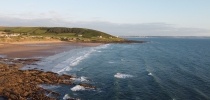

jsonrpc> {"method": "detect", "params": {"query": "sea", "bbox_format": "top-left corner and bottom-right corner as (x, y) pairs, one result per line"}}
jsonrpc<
(23, 37), (210, 100)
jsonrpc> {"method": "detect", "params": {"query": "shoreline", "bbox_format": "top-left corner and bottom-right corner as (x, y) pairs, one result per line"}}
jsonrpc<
(0, 41), (102, 99)
(0, 41), (103, 58)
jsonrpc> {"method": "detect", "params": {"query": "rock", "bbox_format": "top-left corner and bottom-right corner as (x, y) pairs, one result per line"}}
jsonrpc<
(79, 83), (96, 89)
(0, 59), (73, 100)
(36, 78), (43, 83)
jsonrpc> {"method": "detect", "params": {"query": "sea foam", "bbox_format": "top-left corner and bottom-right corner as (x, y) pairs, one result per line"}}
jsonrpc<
(39, 84), (60, 89)
(63, 94), (80, 100)
(52, 50), (92, 74)
(148, 73), (153, 76)
(71, 85), (86, 91)
(52, 44), (110, 74)
(114, 73), (133, 79)
(22, 44), (110, 74)
(63, 94), (71, 100)
(71, 76), (88, 82)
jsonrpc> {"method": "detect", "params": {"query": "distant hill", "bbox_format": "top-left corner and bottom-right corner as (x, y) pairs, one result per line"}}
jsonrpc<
(0, 27), (126, 43)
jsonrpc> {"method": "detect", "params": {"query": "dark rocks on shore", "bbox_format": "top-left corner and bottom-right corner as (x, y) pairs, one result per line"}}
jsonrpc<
(0, 60), (73, 100)
(0, 57), (96, 100)
(0, 58), (40, 67)
(79, 83), (96, 89)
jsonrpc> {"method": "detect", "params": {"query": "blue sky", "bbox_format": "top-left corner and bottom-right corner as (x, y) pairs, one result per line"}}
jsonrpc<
(0, 0), (209, 36)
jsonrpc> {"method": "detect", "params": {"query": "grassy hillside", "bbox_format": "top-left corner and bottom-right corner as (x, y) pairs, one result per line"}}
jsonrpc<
(0, 27), (125, 43)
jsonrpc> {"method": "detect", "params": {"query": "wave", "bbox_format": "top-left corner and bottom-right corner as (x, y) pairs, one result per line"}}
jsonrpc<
(38, 84), (60, 90)
(63, 94), (71, 100)
(97, 44), (110, 49)
(49, 44), (109, 74)
(63, 94), (79, 100)
(71, 85), (86, 91)
(52, 49), (94, 74)
(71, 76), (89, 82)
(114, 73), (133, 79)
(148, 73), (153, 76)
(22, 44), (111, 74)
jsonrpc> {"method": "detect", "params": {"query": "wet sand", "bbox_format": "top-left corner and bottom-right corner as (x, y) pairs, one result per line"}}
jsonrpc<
(0, 41), (102, 58)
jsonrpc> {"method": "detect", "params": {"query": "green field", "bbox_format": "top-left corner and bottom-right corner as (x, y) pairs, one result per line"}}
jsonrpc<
(0, 27), (124, 42)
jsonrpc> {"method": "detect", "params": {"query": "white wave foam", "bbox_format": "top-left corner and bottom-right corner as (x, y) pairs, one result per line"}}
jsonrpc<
(97, 44), (110, 49)
(52, 48), (95, 74)
(23, 44), (111, 74)
(39, 84), (60, 90)
(148, 73), (152, 76)
(63, 94), (80, 100)
(80, 76), (88, 82)
(71, 85), (85, 91)
(53, 44), (110, 74)
(63, 94), (71, 100)
(114, 73), (133, 79)
(71, 76), (88, 82)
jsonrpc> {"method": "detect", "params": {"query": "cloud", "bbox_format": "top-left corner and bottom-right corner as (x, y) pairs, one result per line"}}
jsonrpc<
(0, 16), (209, 36)
(68, 22), (210, 36)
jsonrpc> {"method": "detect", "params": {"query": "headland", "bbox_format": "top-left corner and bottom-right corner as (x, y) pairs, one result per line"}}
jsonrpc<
(0, 27), (144, 99)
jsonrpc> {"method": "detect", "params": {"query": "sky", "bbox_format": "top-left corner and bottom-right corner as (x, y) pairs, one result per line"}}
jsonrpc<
(0, 0), (209, 36)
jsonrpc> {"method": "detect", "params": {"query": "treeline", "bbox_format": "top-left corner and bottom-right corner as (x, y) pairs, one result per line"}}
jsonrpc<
(42, 27), (85, 34)
(0, 27), (115, 38)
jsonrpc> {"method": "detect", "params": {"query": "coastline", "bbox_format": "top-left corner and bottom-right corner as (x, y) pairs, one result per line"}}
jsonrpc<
(0, 41), (102, 99)
(0, 41), (103, 58)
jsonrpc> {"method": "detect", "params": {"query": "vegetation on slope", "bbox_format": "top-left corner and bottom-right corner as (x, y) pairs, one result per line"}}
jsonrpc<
(0, 27), (125, 43)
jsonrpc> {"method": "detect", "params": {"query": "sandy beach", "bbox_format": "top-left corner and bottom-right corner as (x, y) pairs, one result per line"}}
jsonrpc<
(0, 41), (102, 58)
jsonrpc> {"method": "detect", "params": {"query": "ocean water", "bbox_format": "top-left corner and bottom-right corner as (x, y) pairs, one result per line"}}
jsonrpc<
(24, 37), (210, 100)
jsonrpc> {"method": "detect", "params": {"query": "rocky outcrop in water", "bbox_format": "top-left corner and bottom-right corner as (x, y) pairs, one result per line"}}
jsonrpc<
(0, 58), (40, 67)
(0, 61), (73, 100)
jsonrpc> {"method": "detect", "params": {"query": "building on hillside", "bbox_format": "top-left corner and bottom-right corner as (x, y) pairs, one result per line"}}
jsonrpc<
(99, 36), (103, 38)
(78, 34), (83, 37)
(8, 33), (20, 37)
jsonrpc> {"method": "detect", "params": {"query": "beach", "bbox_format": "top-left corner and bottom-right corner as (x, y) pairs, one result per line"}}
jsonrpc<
(0, 41), (102, 58)
(0, 41), (102, 100)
